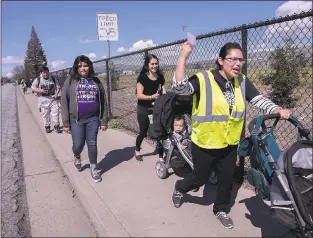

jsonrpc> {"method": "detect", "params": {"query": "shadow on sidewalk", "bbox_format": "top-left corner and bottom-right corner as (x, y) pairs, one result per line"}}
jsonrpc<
(238, 196), (293, 238)
(97, 146), (136, 175)
(184, 182), (242, 212)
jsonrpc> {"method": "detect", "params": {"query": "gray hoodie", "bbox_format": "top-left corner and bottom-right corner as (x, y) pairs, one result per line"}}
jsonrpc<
(61, 76), (108, 127)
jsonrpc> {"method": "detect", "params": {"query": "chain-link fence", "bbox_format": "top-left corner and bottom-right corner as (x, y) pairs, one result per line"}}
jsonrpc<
(51, 10), (312, 153)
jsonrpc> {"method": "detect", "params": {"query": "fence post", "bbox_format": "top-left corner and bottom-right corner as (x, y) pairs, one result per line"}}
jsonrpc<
(106, 59), (112, 118)
(241, 26), (248, 75)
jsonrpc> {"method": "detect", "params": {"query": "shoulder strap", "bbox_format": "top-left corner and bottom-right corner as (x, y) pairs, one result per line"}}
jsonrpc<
(37, 77), (40, 87)
(51, 76), (56, 84)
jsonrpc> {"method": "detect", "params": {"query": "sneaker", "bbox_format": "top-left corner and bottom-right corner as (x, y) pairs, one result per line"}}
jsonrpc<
(215, 212), (234, 229)
(172, 181), (184, 208)
(45, 126), (52, 133)
(54, 125), (62, 133)
(90, 167), (102, 183)
(134, 152), (143, 161)
(74, 156), (82, 171)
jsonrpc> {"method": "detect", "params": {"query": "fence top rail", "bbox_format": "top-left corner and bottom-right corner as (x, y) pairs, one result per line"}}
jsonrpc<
(51, 10), (312, 73)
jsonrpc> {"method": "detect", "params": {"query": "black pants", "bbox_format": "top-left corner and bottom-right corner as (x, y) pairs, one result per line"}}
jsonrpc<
(173, 164), (192, 178)
(136, 105), (163, 157)
(176, 142), (238, 213)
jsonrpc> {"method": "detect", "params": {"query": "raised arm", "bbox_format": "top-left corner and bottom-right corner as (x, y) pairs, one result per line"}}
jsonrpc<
(175, 42), (192, 83)
(171, 42), (198, 96)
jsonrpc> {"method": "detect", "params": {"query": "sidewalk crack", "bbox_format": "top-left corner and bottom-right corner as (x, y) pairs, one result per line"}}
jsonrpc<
(25, 170), (56, 177)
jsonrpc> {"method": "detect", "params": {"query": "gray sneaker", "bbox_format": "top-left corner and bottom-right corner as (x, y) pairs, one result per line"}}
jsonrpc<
(215, 212), (234, 229)
(91, 167), (102, 183)
(74, 156), (82, 171)
(172, 181), (184, 208)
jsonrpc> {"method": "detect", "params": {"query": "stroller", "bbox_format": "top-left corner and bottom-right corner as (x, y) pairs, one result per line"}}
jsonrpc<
(155, 113), (194, 179)
(238, 113), (313, 238)
(154, 94), (217, 184)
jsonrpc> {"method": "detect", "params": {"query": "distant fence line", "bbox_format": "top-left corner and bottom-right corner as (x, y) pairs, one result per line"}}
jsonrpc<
(51, 10), (312, 153)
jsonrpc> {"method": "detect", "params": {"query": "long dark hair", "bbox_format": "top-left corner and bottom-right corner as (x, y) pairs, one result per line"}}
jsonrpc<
(136, 54), (162, 93)
(138, 54), (161, 77)
(70, 55), (95, 79)
(215, 42), (243, 70)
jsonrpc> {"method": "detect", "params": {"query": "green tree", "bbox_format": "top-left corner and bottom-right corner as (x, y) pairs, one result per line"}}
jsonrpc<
(24, 26), (48, 80)
(261, 39), (306, 108)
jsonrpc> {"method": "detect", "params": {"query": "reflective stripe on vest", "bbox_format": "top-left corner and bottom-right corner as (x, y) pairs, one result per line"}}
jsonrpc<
(192, 71), (246, 122)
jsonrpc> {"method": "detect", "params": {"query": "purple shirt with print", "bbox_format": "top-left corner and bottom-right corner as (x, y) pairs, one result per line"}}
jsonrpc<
(76, 78), (100, 119)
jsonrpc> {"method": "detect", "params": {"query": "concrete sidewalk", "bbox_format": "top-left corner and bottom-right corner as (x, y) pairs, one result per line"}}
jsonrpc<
(18, 88), (289, 237)
(16, 87), (98, 237)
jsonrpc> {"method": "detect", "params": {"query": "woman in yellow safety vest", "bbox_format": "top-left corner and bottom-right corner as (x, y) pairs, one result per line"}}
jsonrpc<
(171, 41), (291, 229)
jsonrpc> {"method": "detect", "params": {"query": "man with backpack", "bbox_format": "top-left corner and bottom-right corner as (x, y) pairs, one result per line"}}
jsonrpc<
(31, 66), (62, 133)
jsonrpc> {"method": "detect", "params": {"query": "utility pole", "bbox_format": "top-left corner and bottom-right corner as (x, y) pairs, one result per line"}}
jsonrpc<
(182, 25), (187, 38)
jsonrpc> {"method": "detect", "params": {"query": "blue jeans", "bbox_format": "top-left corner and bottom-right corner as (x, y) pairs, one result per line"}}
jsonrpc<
(70, 116), (99, 165)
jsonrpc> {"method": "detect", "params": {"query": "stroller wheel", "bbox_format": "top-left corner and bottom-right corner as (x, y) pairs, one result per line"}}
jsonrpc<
(209, 170), (217, 185)
(155, 161), (168, 179)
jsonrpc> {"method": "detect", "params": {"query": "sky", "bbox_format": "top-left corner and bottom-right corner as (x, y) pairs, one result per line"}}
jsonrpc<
(1, 1), (312, 77)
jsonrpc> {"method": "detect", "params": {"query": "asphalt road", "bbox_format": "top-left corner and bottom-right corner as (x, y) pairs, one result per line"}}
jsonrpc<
(1, 84), (31, 237)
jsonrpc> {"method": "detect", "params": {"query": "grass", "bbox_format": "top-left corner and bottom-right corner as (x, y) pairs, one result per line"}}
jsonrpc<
(110, 65), (312, 91)
(108, 118), (123, 129)
(108, 65), (312, 134)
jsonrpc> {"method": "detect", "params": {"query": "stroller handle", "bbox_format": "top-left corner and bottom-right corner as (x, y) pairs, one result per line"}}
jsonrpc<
(248, 113), (312, 140)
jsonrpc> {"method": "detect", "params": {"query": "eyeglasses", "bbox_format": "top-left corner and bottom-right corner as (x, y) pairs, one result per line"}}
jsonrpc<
(150, 63), (159, 66)
(225, 58), (246, 64)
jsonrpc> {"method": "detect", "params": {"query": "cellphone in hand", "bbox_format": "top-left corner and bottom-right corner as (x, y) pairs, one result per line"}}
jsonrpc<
(157, 84), (162, 95)
(187, 32), (197, 46)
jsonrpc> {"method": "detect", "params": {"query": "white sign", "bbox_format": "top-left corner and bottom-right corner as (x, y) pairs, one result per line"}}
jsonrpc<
(97, 13), (119, 41)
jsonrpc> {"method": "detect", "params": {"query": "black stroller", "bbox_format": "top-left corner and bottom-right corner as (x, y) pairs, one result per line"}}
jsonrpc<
(155, 113), (194, 179)
(238, 113), (313, 238)
(153, 93), (217, 184)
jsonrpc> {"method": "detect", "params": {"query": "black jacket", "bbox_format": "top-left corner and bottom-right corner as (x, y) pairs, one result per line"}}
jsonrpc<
(152, 92), (178, 139)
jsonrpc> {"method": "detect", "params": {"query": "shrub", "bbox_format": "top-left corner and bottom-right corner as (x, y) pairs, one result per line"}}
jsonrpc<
(261, 38), (306, 108)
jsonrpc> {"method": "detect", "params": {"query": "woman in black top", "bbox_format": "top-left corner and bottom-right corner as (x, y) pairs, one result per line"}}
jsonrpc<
(135, 54), (166, 161)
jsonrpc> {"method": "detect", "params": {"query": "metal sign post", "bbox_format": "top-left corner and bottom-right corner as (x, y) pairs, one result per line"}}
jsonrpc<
(96, 13), (119, 118)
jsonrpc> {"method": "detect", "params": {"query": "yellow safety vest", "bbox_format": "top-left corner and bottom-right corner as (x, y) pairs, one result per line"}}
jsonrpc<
(191, 70), (246, 149)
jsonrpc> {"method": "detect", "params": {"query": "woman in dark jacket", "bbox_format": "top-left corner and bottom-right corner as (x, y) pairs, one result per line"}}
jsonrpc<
(61, 55), (108, 183)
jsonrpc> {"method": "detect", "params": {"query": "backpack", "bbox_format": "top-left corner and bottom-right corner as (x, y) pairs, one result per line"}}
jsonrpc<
(36, 76), (57, 96)
(37, 76), (56, 87)
(152, 92), (177, 139)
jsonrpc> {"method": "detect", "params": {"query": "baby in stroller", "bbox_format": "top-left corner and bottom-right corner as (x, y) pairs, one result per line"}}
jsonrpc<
(155, 112), (194, 179)
(154, 93), (217, 185)
(168, 115), (192, 178)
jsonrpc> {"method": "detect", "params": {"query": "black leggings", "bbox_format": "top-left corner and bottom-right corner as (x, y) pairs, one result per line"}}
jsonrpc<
(136, 105), (163, 157)
(176, 142), (238, 213)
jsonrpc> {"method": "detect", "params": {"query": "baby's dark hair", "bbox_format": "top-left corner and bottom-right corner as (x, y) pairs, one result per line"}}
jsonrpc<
(173, 115), (185, 123)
